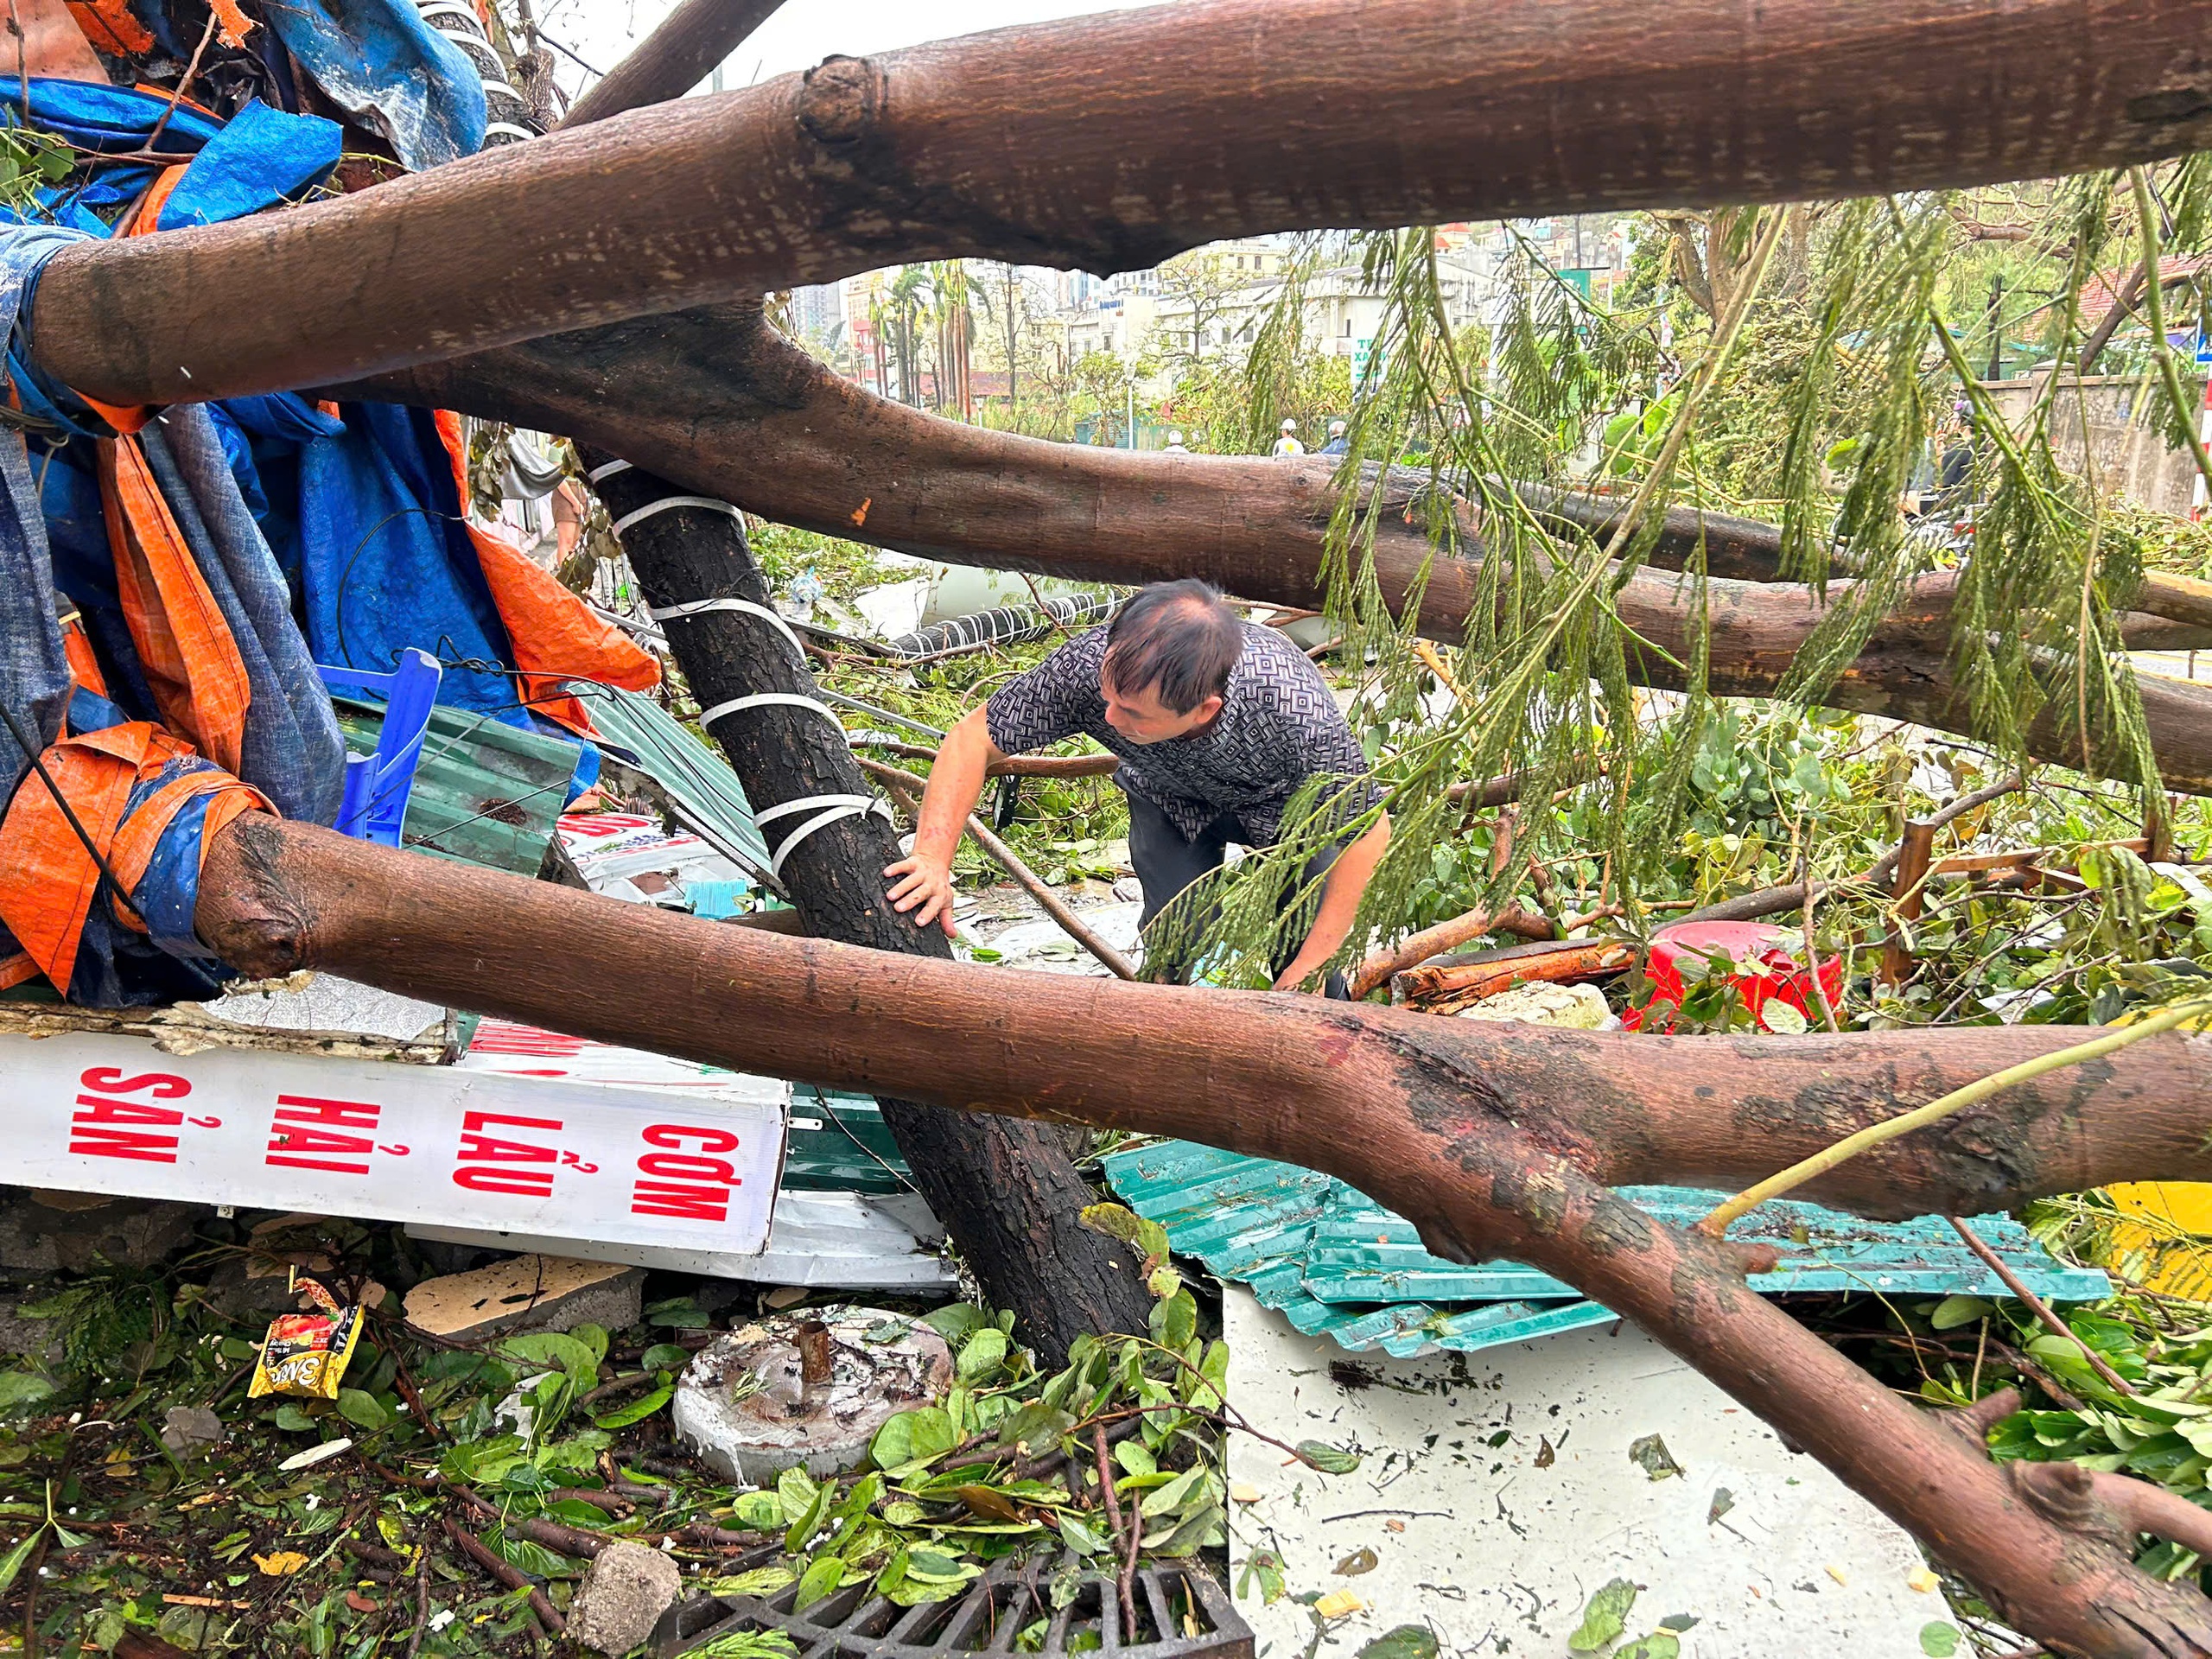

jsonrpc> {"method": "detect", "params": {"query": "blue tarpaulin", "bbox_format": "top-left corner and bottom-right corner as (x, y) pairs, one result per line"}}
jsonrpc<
(257, 0), (487, 171)
(157, 99), (343, 231)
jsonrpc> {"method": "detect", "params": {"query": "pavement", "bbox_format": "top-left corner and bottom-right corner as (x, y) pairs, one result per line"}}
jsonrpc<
(1223, 1287), (1942, 1659)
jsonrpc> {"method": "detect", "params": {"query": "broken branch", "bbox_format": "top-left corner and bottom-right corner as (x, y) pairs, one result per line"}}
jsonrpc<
(35, 0), (2212, 404)
(1700, 999), (2212, 1235)
(861, 755), (1139, 980)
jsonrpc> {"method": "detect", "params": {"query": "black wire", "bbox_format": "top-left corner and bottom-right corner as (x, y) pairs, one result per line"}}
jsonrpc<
(0, 696), (224, 996)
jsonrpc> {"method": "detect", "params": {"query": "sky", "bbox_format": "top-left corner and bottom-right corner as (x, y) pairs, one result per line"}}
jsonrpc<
(533, 0), (1172, 102)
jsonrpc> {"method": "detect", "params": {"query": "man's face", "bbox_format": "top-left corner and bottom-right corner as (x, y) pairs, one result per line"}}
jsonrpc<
(1101, 671), (1223, 744)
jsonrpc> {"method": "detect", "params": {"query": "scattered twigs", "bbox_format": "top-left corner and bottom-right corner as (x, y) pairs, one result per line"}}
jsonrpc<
(578, 1370), (658, 1406)
(401, 1537), (435, 1659)
(345, 1535), (409, 1571)
(440, 1516), (565, 1635)
(1682, 772), (2029, 926)
(1700, 999), (2212, 1235)
(1946, 1217), (2138, 1397)
(862, 757), (1139, 979)
(1093, 1425), (1136, 1643)
(1880, 819), (1938, 986)
(1796, 832), (1840, 1033)
(854, 737), (1119, 780)
(447, 1482), (607, 1559)
(1350, 904), (1557, 999)
(1391, 936), (1632, 1011)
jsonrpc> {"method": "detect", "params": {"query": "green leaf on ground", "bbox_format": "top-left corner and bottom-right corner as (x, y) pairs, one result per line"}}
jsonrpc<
(593, 1385), (672, 1429)
(792, 1554), (845, 1611)
(957, 1327), (1008, 1384)
(1630, 1433), (1683, 1480)
(1297, 1440), (1363, 1474)
(1568, 1579), (1640, 1654)
(1357, 1628), (1438, 1659)
(1921, 1624), (1961, 1657)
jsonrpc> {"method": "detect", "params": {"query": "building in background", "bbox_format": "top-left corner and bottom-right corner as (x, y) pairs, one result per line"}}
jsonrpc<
(790, 279), (845, 346)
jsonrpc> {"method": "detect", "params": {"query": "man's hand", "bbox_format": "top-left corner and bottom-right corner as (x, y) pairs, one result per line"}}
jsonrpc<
(884, 853), (959, 937)
(1271, 955), (1329, 994)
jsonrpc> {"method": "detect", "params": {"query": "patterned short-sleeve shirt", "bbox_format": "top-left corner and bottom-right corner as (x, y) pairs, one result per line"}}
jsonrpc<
(984, 622), (1378, 845)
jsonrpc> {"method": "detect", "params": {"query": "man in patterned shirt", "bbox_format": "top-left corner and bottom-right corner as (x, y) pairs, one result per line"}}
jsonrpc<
(883, 580), (1390, 994)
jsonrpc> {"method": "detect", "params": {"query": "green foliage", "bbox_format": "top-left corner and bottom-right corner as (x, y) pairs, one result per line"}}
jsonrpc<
(1145, 164), (2212, 996)
(1568, 1578), (1640, 1652)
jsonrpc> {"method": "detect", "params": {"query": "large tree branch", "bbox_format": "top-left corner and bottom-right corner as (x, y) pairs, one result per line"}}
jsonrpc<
(556, 0), (786, 129)
(193, 813), (2212, 1657)
(28, 0), (2212, 406)
(1525, 480), (2212, 645)
(376, 304), (2212, 794)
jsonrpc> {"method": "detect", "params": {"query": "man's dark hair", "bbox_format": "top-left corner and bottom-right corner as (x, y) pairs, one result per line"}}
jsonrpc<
(1102, 580), (1242, 714)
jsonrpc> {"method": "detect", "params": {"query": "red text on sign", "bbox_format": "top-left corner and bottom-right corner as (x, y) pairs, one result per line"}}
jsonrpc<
(69, 1065), (191, 1163)
(265, 1094), (391, 1176)
(453, 1110), (563, 1198)
(630, 1123), (742, 1223)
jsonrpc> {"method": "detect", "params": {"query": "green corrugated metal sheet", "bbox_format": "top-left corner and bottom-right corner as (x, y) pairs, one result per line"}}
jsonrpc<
(333, 699), (574, 876)
(1300, 1181), (2111, 1304)
(564, 683), (775, 885)
(784, 1086), (912, 1195)
(1102, 1140), (2109, 1360)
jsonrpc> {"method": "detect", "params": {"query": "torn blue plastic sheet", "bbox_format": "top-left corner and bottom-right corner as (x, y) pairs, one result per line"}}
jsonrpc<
(1100, 1141), (2109, 1360)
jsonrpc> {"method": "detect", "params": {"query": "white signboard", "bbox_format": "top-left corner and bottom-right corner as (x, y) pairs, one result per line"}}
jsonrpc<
(0, 1033), (785, 1255)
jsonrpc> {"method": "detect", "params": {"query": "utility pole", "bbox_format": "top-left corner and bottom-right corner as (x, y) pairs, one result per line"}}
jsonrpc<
(1984, 272), (2005, 382)
(1006, 263), (1019, 423)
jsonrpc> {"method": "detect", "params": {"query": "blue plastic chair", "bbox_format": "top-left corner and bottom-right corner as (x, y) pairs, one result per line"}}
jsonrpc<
(317, 649), (442, 846)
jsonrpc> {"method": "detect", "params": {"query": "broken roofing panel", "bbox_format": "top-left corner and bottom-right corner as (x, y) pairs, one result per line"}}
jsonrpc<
(332, 695), (574, 875)
(1300, 1182), (2112, 1303)
(565, 681), (776, 885)
(1102, 1140), (2108, 1359)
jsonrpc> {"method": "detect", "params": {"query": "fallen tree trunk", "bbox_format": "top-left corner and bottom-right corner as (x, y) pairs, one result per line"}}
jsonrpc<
(556, 0), (786, 129)
(29, 0), (2212, 406)
(193, 812), (2212, 1657)
(381, 305), (2212, 793)
(582, 452), (1154, 1361)
(1524, 483), (2212, 645)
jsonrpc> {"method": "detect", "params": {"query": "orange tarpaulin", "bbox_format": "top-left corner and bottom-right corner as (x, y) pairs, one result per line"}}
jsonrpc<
(96, 436), (251, 774)
(0, 717), (268, 995)
(430, 411), (659, 737)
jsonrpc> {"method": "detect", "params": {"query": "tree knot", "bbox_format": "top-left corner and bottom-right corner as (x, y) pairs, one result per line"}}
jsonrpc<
(799, 56), (882, 146)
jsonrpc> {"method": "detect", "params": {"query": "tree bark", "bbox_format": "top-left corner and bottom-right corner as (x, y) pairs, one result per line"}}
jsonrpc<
(372, 304), (2212, 795)
(582, 452), (1154, 1363)
(193, 812), (2212, 1658)
(27, 0), (2212, 407)
(1522, 480), (2212, 645)
(557, 0), (787, 130)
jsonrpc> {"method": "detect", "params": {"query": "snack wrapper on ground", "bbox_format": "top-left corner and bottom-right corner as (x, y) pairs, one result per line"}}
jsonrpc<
(246, 1276), (365, 1400)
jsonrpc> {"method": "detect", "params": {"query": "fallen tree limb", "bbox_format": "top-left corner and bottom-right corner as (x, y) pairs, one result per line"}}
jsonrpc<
(853, 738), (1122, 781)
(557, 0), (786, 129)
(585, 456), (1153, 1358)
(31, 0), (2212, 404)
(192, 813), (2212, 1656)
(859, 754), (1141, 980)
(1391, 937), (1635, 1011)
(1348, 905), (1559, 1000)
(1523, 482), (2212, 645)
(384, 307), (2212, 795)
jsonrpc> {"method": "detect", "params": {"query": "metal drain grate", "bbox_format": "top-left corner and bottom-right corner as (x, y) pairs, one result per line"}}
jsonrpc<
(652, 1551), (1253, 1659)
